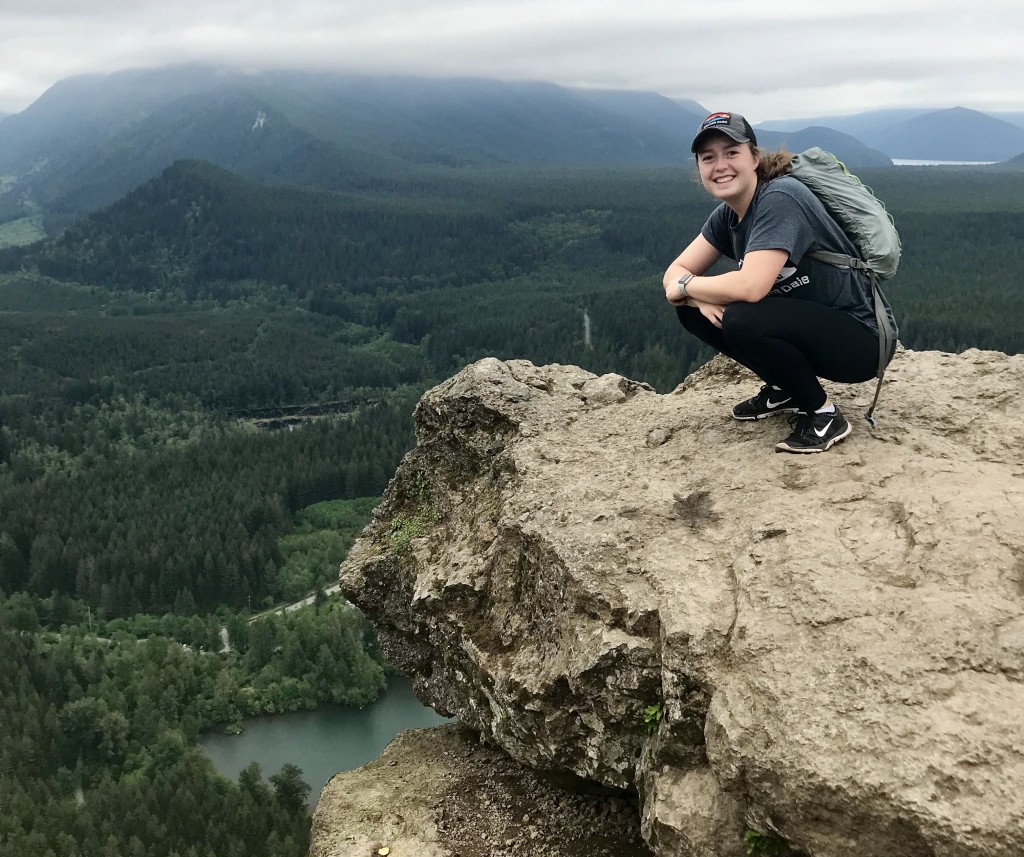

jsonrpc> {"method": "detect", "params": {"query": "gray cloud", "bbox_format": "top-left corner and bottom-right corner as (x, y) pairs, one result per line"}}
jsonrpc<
(1, 0), (1021, 119)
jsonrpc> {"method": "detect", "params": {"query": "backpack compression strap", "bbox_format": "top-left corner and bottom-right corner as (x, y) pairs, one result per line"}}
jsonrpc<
(809, 251), (895, 428)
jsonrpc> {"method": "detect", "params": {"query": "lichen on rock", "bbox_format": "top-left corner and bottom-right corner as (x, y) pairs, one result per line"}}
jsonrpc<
(331, 349), (1024, 857)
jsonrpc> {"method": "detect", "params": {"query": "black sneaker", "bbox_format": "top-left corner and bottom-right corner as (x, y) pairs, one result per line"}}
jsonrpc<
(732, 385), (800, 420)
(775, 408), (852, 454)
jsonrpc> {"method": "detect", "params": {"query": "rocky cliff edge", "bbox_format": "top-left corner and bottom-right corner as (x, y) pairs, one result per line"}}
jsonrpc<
(329, 349), (1024, 857)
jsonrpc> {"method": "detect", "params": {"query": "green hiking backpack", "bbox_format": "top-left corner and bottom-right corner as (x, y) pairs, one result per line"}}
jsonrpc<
(790, 147), (902, 425)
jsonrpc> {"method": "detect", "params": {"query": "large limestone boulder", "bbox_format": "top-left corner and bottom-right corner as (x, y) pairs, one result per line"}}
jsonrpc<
(337, 349), (1024, 857)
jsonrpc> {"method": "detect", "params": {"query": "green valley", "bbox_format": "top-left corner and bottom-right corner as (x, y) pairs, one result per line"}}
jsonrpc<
(2, 155), (1023, 857)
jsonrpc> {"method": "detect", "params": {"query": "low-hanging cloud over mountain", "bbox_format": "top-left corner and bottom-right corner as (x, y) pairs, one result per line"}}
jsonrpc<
(1, 0), (1022, 120)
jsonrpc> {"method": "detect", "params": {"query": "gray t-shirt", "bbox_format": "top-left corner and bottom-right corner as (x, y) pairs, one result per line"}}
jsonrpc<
(700, 176), (897, 337)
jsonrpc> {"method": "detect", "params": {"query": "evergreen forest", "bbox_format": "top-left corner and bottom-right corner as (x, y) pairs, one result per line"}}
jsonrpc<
(1, 157), (1022, 856)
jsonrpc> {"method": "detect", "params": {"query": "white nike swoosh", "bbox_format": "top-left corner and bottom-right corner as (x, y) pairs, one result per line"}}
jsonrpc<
(814, 419), (834, 438)
(765, 397), (791, 408)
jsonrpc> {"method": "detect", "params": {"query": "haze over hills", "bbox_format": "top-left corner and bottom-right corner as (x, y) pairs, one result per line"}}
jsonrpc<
(6, 88), (418, 225)
(760, 126), (891, 167)
(0, 66), (692, 225)
(756, 109), (934, 137)
(758, 106), (1024, 161)
(759, 108), (1024, 135)
(570, 88), (706, 139)
(862, 107), (1024, 162)
(0, 65), (890, 230)
(992, 111), (1024, 130)
(4, 64), (1024, 237)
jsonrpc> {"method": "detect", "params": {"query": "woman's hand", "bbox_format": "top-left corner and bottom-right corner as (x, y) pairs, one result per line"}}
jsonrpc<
(665, 277), (727, 329)
(694, 299), (726, 329)
(663, 270), (690, 306)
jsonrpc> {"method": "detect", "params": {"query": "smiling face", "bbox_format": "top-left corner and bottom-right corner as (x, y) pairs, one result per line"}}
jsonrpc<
(695, 133), (760, 216)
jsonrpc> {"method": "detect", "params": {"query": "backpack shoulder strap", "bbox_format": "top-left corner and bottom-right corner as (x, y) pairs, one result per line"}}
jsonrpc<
(808, 250), (868, 271)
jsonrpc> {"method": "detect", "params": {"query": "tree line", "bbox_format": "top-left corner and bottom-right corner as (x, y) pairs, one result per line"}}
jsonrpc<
(0, 400), (410, 615)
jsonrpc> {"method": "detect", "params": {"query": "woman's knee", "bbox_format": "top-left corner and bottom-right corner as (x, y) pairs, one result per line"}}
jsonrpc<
(676, 305), (727, 352)
(676, 305), (706, 337)
(720, 301), (764, 344)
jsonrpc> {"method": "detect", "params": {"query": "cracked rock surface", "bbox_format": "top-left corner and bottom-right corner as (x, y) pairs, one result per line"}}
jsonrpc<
(328, 349), (1024, 857)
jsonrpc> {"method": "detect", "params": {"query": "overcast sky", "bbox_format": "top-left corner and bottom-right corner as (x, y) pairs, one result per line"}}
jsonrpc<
(2, 0), (1022, 120)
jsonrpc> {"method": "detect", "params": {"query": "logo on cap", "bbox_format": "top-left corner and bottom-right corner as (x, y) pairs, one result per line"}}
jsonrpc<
(701, 112), (733, 130)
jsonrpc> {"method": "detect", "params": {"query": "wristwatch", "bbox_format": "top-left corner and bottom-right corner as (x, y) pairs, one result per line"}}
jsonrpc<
(677, 273), (695, 299)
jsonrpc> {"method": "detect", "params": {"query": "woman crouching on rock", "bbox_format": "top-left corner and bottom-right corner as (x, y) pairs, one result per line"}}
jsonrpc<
(664, 111), (897, 453)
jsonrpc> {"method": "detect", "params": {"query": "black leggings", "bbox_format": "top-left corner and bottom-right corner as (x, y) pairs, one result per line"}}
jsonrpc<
(676, 299), (880, 412)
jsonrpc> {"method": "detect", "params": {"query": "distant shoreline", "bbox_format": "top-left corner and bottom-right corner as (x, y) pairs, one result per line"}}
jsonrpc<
(892, 158), (996, 166)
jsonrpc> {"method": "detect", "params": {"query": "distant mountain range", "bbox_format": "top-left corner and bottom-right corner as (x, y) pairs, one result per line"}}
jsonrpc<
(0, 66), (889, 227)
(865, 108), (1024, 161)
(758, 108), (1024, 135)
(757, 107), (1024, 161)
(1, 65), (1023, 232)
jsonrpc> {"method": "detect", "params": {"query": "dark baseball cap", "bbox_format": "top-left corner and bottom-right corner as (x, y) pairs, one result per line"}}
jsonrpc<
(690, 111), (757, 153)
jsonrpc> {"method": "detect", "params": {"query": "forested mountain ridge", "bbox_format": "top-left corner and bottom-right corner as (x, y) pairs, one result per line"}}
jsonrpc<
(0, 65), (892, 231)
(10, 65), (1024, 244)
(5, 158), (1024, 362)
(0, 90), (418, 230)
(1, 159), (523, 297)
(0, 65), (240, 174)
(0, 67), (689, 228)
